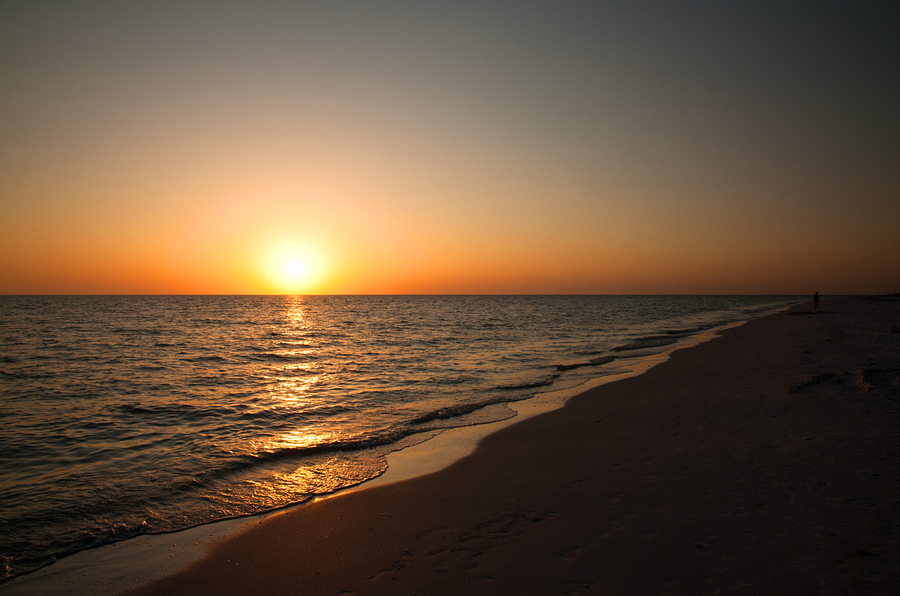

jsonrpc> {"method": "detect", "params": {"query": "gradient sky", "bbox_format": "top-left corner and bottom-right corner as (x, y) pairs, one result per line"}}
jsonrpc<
(2, 1), (898, 294)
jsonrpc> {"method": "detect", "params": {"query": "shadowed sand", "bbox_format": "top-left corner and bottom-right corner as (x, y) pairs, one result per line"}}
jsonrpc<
(127, 296), (900, 595)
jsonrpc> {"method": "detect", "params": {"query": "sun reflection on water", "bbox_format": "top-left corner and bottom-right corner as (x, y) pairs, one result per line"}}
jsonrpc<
(270, 374), (324, 406)
(264, 297), (334, 452)
(253, 296), (394, 497)
(276, 428), (337, 450)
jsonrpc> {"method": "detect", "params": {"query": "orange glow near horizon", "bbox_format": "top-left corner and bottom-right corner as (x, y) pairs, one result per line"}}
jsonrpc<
(1, 4), (899, 296)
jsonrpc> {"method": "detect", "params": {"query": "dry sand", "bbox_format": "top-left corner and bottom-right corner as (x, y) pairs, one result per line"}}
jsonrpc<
(126, 296), (900, 595)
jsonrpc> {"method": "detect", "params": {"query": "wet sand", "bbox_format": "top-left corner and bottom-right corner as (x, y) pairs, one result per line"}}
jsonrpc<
(128, 296), (900, 595)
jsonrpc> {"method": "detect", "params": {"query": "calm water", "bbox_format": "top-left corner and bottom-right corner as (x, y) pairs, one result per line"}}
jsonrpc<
(0, 295), (800, 580)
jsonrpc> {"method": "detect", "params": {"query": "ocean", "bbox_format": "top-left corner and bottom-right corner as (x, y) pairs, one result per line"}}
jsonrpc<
(0, 295), (801, 581)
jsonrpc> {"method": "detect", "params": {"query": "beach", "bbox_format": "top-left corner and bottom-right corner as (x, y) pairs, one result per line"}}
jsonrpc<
(1, 294), (796, 586)
(119, 296), (900, 595)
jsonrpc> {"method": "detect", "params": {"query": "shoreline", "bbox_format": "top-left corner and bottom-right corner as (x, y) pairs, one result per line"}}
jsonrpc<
(1, 311), (770, 595)
(122, 295), (900, 594)
(355, 320), (748, 494)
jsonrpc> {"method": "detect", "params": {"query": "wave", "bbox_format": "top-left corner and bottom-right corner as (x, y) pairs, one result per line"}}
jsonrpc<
(408, 396), (518, 425)
(160, 429), (415, 488)
(426, 374), (483, 386)
(661, 326), (708, 336)
(611, 336), (678, 352)
(116, 403), (237, 421)
(494, 374), (560, 390)
(180, 355), (232, 363)
(237, 403), (352, 421)
(555, 355), (615, 371)
(249, 352), (315, 362)
(248, 431), (411, 463)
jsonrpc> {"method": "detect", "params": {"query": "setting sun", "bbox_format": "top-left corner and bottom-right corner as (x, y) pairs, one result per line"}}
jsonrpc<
(265, 245), (326, 294)
(283, 260), (307, 280)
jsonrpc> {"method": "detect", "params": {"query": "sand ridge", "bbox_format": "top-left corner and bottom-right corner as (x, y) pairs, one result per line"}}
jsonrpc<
(127, 296), (900, 595)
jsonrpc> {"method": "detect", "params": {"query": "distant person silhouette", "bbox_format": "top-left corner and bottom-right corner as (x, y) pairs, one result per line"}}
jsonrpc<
(814, 292), (819, 308)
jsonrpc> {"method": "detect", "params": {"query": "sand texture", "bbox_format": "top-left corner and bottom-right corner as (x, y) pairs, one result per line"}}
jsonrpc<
(127, 296), (900, 595)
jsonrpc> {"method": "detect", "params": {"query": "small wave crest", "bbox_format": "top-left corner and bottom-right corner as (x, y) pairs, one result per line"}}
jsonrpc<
(249, 431), (411, 463)
(181, 355), (232, 363)
(611, 336), (678, 352)
(408, 396), (518, 425)
(555, 355), (615, 371)
(494, 374), (560, 390)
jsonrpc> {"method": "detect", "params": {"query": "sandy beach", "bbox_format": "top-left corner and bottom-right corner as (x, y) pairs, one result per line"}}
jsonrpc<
(125, 296), (900, 595)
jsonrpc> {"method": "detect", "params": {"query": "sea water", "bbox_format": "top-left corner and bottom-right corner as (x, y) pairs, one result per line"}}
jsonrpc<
(0, 295), (800, 581)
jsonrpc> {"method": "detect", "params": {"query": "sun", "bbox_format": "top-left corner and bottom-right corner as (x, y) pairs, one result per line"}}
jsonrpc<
(265, 245), (325, 293)
(283, 260), (307, 280)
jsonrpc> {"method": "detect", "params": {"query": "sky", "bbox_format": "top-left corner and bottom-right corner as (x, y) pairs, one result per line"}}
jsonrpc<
(1, 1), (898, 295)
